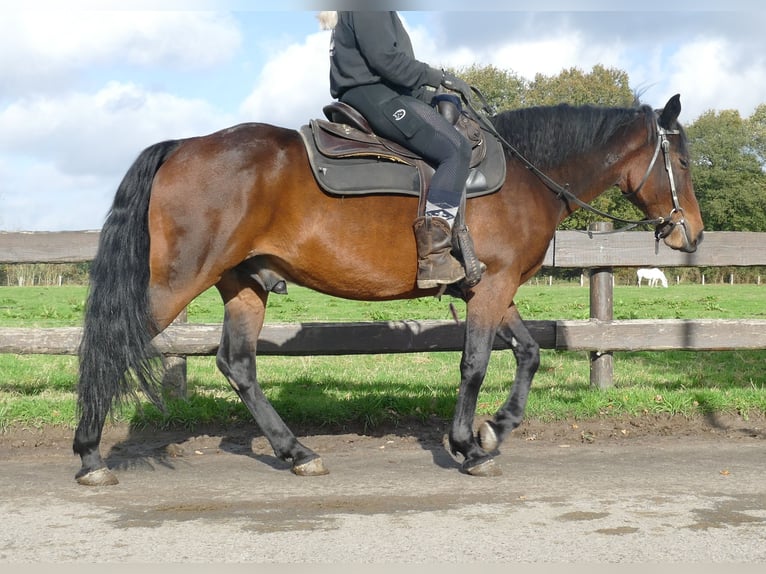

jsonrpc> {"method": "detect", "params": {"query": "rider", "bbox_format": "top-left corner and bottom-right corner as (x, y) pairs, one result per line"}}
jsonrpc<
(320, 10), (474, 289)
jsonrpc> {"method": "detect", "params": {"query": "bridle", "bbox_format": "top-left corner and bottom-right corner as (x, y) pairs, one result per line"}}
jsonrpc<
(463, 88), (687, 243)
(623, 122), (687, 242)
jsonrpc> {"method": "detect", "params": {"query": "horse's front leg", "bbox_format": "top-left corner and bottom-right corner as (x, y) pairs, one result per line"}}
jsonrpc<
(215, 270), (328, 476)
(449, 317), (502, 477)
(476, 304), (540, 452)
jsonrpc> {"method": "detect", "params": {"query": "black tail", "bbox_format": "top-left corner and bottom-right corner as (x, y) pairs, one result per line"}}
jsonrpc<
(76, 139), (181, 434)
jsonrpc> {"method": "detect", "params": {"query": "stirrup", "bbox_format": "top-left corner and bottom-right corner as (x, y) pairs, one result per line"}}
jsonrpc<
(453, 224), (484, 287)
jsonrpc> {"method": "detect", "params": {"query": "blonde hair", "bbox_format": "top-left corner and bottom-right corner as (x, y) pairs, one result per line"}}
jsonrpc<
(317, 11), (338, 31)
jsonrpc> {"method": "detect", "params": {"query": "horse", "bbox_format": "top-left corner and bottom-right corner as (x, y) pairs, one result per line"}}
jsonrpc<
(73, 94), (703, 485)
(637, 267), (669, 287)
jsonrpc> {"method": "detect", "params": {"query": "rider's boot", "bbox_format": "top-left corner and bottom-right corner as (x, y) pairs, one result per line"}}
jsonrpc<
(412, 215), (466, 289)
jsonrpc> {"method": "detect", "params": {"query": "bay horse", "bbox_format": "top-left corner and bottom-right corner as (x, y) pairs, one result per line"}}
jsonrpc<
(74, 94), (703, 485)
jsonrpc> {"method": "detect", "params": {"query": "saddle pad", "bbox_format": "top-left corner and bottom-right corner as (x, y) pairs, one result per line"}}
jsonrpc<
(299, 122), (506, 199)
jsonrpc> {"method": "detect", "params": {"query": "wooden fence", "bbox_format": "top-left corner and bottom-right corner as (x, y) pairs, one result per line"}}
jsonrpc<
(2, 227), (766, 391)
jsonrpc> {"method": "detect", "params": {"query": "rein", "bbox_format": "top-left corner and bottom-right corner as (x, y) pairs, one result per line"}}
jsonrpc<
(462, 87), (684, 241)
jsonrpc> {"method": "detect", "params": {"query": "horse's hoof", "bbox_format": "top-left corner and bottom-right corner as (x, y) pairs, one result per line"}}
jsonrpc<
(292, 457), (329, 476)
(478, 421), (499, 452)
(76, 467), (119, 486)
(442, 434), (459, 460)
(464, 458), (502, 477)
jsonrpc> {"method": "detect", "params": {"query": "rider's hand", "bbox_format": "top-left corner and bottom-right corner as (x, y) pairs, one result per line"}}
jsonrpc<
(441, 71), (471, 97)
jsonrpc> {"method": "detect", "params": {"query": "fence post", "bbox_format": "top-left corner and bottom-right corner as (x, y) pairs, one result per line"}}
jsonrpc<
(162, 307), (188, 399)
(589, 221), (614, 389)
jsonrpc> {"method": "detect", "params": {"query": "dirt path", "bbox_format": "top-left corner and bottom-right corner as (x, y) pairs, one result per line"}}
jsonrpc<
(1, 414), (765, 563)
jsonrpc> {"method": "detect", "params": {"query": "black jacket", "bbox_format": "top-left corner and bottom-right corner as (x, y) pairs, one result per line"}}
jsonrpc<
(329, 11), (443, 99)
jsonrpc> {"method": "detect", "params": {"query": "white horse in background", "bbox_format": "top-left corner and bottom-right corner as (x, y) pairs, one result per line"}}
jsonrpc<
(637, 267), (668, 287)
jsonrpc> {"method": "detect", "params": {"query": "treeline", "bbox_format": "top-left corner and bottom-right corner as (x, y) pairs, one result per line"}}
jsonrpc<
(0, 263), (90, 286)
(2, 262), (764, 287)
(550, 266), (766, 286)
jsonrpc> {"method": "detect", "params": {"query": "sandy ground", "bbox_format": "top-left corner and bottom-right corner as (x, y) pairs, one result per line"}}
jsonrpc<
(1, 413), (764, 564)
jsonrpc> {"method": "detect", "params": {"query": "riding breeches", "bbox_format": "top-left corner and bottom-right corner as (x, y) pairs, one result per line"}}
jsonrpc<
(340, 83), (472, 209)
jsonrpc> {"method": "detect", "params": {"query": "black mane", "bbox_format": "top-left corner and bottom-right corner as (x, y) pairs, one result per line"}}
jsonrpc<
(490, 103), (654, 169)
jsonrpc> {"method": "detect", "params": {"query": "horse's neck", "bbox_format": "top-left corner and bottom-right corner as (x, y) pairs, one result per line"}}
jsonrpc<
(554, 121), (647, 218)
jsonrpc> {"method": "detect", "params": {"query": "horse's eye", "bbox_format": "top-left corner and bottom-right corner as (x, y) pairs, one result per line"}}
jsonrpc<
(679, 158), (689, 169)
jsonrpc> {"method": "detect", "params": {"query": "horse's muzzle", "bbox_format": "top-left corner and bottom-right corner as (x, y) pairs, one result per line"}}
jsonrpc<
(659, 220), (702, 253)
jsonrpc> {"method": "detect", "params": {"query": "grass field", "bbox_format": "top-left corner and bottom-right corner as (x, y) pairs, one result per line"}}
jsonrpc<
(0, 282), (764, 431)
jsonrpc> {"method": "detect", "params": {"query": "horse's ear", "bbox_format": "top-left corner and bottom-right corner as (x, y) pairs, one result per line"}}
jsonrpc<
(659, 94), (681, 128)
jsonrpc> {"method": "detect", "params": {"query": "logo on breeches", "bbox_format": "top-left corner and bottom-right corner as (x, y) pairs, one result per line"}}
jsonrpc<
(392, 108), (406, 121)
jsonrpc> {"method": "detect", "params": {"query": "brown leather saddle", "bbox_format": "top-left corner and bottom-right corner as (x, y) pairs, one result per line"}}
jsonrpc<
(299, 101), (506, 209)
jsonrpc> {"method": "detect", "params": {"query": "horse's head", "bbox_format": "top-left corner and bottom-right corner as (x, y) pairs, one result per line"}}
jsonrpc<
(620, 94), (704, 253)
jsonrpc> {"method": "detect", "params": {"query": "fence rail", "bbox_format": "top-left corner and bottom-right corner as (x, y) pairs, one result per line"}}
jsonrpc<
(3, 229), (766, 266)
(2, 229), (765, 391)
(2, 318), (765, 357)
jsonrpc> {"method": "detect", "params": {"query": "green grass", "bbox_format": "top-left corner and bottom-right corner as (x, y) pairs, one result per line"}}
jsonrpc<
(0, 286), (87, 327)
(0, 283), (764, 432)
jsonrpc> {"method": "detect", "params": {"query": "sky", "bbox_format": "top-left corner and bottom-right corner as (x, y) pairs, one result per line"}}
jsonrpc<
(1, 1), (765, 231)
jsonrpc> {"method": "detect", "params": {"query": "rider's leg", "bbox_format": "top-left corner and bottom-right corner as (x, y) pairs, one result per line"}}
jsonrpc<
(342, 86), (473, 287)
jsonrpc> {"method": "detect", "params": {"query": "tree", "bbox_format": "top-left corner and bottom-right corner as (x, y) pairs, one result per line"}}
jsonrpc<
(686, 109), (766, 231)
(748, 103), (766, 168)
(453, 64), (526, 113)
(525, 64), (634, 108)
(456, 63), (636, 113)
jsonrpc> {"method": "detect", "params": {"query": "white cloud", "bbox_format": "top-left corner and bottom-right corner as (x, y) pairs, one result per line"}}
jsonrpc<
(239, 31), (333, 128)
(666, 39), (766, 119)
(0, 82), (236, 231)
(0, 10), (244, 231)
(0, 11), (241, 98)
(0, 82), (234, 176)
(411, 11), (766, 122)
(0, 161), (109, 231)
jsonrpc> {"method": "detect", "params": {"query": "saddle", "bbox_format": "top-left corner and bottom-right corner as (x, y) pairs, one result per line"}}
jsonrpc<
(299, 101), (506, 211)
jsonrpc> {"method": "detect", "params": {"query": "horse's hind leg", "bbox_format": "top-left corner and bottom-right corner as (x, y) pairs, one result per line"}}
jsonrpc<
(73, 398), (120, 486)
(215, 269), (328, 476)
(477, 304), (540, 452)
